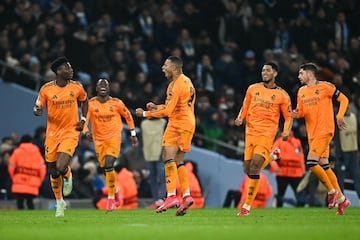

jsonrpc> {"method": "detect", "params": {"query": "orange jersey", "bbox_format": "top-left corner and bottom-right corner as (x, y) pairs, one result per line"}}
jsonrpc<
(84, 97), (135, 142)
(239, 83), (292, 139)
(296, 81), (347, 139)
(148, 74), (196, 133)
(36, 80), (87, 139)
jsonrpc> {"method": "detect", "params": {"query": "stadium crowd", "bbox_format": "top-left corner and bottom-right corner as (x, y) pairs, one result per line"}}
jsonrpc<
(1, 0), (360, 206)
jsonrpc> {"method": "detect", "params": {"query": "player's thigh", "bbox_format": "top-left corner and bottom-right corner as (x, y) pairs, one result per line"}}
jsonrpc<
(95, 140), (120, 168)
(308, 135), (332, 159)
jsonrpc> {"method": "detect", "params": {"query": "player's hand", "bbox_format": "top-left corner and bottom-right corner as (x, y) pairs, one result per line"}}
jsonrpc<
(337, 118), (347, 130)
(33, 106), (43, 116)
(131, 136), (138, 147)
(85, 131), (93, 141)
(292, 109), (298, 118)
(75, 121), (85, 131)
(135, 108), (145, 117)
(281, 133), (289, 141)
(146, 102), (157, 110)
(234, 117), (244, 126)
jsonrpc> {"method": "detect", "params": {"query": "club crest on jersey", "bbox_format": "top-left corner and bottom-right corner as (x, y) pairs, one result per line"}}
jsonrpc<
(315, 90), (319, 95)
(109, 107), (113, 112)
(271, 95), (276, 100)
(95, 108), (99, 112)
(70, 91), (74, 97)
(255, 92), (260, 96)
(52, 95), (58, 100)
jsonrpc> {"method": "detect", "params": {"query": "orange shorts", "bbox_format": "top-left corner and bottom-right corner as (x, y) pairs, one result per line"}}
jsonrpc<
(244, 135), (273, 163)
(94, 139), (121, 167)
(162, 126), (194, 152)
(45, 137), (79, 162)
(308, 134), (333, 158)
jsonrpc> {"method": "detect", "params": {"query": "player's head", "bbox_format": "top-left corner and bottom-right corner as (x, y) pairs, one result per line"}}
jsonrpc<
(162, 56), (183, 80)
(51, 57), (69, 73)
(299, 62), (318, 75)
(262, 61), (278, 83)
(50, 57), (73, 80)
(96, 78), (110, 97)
(298, 62), (318, 85)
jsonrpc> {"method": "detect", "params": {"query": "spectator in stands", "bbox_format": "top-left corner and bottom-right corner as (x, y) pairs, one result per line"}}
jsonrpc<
(8, 134), (46, 210)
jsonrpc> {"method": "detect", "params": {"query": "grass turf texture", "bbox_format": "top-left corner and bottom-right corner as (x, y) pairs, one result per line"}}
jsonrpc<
(1, 208), (359, 240)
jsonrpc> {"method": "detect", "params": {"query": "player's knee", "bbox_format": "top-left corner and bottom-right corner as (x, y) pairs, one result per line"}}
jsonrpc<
(306, 160), (318, 169)
(49, 164), (60, 178)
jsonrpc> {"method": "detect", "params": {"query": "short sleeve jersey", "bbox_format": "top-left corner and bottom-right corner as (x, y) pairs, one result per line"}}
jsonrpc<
(36, 80), (87, 139)
(296, 81), (336, 139)
(239, 83), (292, 139)
(148, 74), (196, 133)
(85, 97), (135, 142)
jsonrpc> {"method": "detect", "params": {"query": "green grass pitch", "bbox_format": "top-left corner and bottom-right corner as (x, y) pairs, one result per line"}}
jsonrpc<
(1, 208), (359, 240)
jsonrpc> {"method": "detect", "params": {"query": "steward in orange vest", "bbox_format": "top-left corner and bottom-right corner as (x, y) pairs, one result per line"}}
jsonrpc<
(8, 135), (46, 210)
(238, 172), (272, 208)
(95, 166), (138, 209)
(269, 131), (306, 207)
(176, 161), (204, 208)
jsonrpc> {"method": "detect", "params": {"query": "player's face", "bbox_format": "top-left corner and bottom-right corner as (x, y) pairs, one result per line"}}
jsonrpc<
(96, 79), (110, 97)
(162, 59), (174, 80)
(261, 64), (276, 83)
(298, 69), (309, 85)
(58, 62), (73, 80)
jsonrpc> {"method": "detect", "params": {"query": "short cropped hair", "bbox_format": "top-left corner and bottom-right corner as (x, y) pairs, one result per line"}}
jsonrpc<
(264, 61), (279, 72)
(299, 62), (318, 75)
(167, 56), (183, 69)
(50, 57), (69, 73)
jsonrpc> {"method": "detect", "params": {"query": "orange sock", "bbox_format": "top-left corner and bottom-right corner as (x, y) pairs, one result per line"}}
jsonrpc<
(64, 166), (71, 179)
(50, 175), (63, 199)
(310, 165), (334, 191)
(164, 160), (177, 196)
(325, 168), (343, 199)
(105, 169), (116, 197)
(245, 177), (260, 206)
(177, 164), (190, 197)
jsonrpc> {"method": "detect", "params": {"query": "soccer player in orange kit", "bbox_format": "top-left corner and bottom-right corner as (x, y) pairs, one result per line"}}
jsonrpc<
(293, 63), (350, 215)
(136, 56), (196, 216)
(33, 57), (88, 217)
(83, 78), (138, 211)
(235, 61), (293, 216)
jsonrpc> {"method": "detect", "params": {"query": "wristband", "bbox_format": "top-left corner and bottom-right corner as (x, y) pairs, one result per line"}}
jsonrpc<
(143, 111), (147, 117)
(130, 130), (136, 137)
(81, 116), (86, 122)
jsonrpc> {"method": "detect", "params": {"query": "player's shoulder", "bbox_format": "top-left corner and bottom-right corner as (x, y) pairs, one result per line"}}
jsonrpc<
(247, 82), (263, 90)
(275, 85), (290, 96)
(109, 96), (124, 104)
(69, 80), (84, 88)
(89, 96), (97, 102)
(39, 81), (55, 91)
(319, 80), (335, 88)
